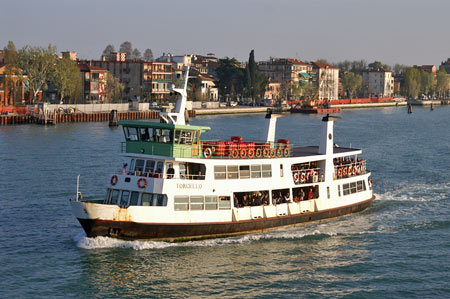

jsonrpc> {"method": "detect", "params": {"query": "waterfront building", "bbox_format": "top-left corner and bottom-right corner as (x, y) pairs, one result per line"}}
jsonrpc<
(310, 61), (340, 101)
(0, 64), (33, 106)
(199, 75), (218, 101)
(258, 58), (312, 84)
(439, 58), (450, 74)
(264, 82), (281, 102)
(91, 57), (172, 101)
(78, 63), (108, 103)
(362, 67), (394, 98)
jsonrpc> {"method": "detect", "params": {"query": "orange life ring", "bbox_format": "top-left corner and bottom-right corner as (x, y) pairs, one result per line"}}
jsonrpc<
(263, 148), (269, 158)
(137, 178), (147, 188)
(300, 172), (306, 183)
(356, 165), (361, 174)
(255, 148), (262, 158)
(293, 172), (300, 184)
(203, 147), (212, 158)
(248, 149), (255, 159)
(284, 148), (290, 157)
(337, 168), (342, 178)
(270, 148), (276, 158)
(276, 148), (283, 158)
(240, 149), (246, 158)
(231, 149), (239, 159)
(110, 175), (118, 186)
(343, 167), (348, 177)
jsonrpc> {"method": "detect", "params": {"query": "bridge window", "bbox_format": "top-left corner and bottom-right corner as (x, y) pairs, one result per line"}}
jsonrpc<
(129, 191), (139, 206)
(124, 127), (138, 141)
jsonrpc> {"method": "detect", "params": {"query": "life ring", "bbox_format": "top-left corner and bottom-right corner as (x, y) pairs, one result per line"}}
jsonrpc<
(263, 148), (269, 158)
(248, 149), (255, 159)
(337, 168), (342, 178)
(270, 148), (276, 158)
(351, 166), (356, 175)
(240, 149), (246, 158)
(356, 165), (361, 174)
(255, 148), (262, 158)
(137, 178), (147, 189)
(343, 167), (348, 177)
(110, 175), (118, 186)
(300, 172), (306, 183)
(231, 149), (239, 159)
(293, 172), (300, 184)
(284, 148), (290, 157)
(276, 148), (283, 158)
(203, 147), (212, 158)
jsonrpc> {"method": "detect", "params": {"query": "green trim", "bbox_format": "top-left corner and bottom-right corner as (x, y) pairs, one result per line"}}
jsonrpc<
(119, 120), (210, 133)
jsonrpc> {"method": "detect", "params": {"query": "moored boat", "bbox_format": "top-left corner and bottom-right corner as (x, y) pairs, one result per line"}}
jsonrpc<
(70, 66), (374, 241)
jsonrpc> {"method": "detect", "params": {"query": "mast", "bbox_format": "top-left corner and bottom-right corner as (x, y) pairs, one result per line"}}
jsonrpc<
(160, 65), (190, 125)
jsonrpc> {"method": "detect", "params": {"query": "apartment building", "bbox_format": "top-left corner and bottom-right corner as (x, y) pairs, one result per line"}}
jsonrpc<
(362, 68), (394, 98)
(310, 61), (340, 100)
(258, 58), (312, 83)
(78, 63), (108, 102)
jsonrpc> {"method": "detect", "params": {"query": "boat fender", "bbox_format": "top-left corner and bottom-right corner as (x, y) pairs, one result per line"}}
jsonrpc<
(231, 149), (239, 159)
(284, 148), (289, 157)
(203, 147), (212, 158)
(276, 148), (283, 158)
(240, 149), (246, 159)
(111, 175), (118, 186)
(293, 172), (300, 184)
(248, 149), (255, 159)
(255, 148), (262, 158)
(137, 178), (147, 189)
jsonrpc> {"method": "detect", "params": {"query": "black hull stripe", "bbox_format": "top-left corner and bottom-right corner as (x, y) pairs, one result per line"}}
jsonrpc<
(78, 196), (375, 241)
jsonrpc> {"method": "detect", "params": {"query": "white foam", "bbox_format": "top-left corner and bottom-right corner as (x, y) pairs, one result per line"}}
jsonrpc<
(73, 228), (339, 251)
(374, 181), (450, 202)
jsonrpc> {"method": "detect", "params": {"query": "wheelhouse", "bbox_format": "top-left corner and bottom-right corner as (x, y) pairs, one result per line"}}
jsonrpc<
(120, 121), (211, 158)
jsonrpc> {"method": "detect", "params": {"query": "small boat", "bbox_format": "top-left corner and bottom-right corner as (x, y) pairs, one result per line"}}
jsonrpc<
(70, 66), (374, 241)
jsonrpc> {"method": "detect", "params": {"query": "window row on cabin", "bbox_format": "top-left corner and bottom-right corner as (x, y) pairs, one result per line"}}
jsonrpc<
(342, 180), (366, 196)
(174, 195), (231, 211)
(131, 159), (164, 176)
(123, 127), (198, 145)
(214, 164), (272, 180)
(105, 189), (168, 207)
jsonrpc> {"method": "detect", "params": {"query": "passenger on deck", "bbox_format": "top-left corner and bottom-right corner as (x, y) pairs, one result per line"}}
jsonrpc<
(308, 188), (314, 200)
(122, 163), (128, 175)
(299, 189), (305, 201)
(167, 164), (175, 179)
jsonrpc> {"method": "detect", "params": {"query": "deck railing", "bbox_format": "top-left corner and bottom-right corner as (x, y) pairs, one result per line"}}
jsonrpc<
(201, 140), (291, 159)
(334, 161), (367, 179)
(291, 167), (323, 185)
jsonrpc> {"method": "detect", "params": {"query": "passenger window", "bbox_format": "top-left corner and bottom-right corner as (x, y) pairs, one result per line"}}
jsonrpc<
(135, 159), (145, 175)
(251, 165), (261, 178)
(219, 196), (231, 209)
(156, 194), (167, 206)
(239, 165), (250, 179)
(139, 128), (150, 141)
(227, 165), (238, 179)
(155, 161), (164, 177)
(110, 189), (120, 205)
(144, 160), (155, 177)
(190, 196), (204, 210)
(205, 196), (218, 210)
(129, 191), (139, 206)
(126, 127), (138, 141)
(214, 165), (226, 180)
(174, 196), (189, 211)
(262, 164), (272, 177)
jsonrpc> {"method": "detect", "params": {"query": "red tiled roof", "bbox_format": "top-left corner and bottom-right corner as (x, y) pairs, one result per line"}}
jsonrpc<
(311, 61), (338, 69)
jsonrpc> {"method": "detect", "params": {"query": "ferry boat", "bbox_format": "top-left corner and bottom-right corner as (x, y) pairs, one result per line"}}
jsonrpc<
(70, 66), (375, 241)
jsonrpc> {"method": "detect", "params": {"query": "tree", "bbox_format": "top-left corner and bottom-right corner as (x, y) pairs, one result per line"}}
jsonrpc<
(119, 41), (132, 58)
(102, 44), (115, 57)
(131, 48), (141, 60)
(245, 50), (268, 104)
(17, 45), (58, 102)
(105, 74), (124, 103)
(368, 61), (389, 70)
(53, 57), (82, 104)
(143, 48), (153, 62)
(420, 70), (434, 96)
(393, 64), (407, 76)
(216, 57), (245, 101)
(3, 41), (21, 104)
(404, 67), (421, 98)
(341, 72), (362, 98)
(436, 68), (449, 98)
(350, 60), (367, 73)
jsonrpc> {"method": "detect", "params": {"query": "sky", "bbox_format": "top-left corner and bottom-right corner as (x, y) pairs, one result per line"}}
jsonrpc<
(1, 0), (450, 67)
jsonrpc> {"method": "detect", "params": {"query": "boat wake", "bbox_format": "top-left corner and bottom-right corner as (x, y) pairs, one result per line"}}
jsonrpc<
(374, 181), (450, 202)
(73, 228), (339, 251)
